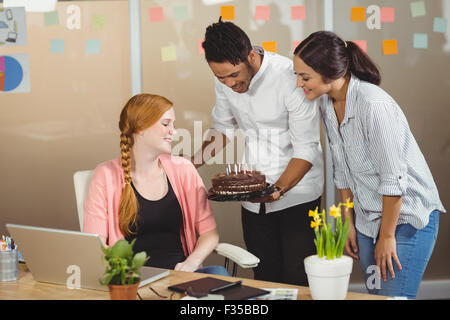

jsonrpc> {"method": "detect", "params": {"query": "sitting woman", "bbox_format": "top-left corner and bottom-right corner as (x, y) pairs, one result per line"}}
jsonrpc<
(84, 93), (229, 275)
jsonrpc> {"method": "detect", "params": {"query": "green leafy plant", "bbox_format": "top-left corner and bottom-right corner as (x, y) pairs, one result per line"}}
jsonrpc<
(308, 199), (353, 260)
(100, 239), (149, 286)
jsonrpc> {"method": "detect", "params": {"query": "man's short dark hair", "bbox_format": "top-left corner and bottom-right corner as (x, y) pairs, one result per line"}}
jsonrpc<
(202, 17), (252, 65)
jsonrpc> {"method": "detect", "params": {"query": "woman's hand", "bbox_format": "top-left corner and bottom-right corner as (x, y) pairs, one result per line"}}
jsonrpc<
(374, 235), (402, 282)
(344, 223), (359, 260)
(174, 258), (202, 272)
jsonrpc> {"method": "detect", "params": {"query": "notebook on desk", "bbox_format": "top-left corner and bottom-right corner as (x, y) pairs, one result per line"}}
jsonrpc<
(6, 224), (169, 291)
(168, 277), (270, 300)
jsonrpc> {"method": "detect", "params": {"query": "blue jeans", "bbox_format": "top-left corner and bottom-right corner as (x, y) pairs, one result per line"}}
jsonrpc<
(196, 265), (231, 276)
(357, 210), (440, 299)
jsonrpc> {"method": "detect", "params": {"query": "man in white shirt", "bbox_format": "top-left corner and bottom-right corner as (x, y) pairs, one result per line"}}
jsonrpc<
(193, 19), (324, 286)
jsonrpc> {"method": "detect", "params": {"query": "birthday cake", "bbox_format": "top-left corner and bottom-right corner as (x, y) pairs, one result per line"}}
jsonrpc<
(211, 167), (267, 195)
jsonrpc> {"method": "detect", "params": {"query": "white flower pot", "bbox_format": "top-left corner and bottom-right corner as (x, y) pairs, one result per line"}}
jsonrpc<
(304, 255), (353, 300)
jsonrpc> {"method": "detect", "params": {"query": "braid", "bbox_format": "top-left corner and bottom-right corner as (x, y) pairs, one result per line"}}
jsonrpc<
(118, 132), (138, 237)
(120, 134), (132, 184)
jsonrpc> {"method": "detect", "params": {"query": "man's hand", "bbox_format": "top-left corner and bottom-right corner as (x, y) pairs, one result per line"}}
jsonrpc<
(249, 190), (282, 203)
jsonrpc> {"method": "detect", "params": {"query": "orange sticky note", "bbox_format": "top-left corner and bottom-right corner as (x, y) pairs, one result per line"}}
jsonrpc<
(262, 41), (277, 53)
(352, 40), (367, 53)
(382, 39), (398, 55)
(351, 7), (366, 22)
(291, 6), (305, 20)
(255, 5), (270, 21)
(221, 6), (235, 20)
(380, 7), (395, 22)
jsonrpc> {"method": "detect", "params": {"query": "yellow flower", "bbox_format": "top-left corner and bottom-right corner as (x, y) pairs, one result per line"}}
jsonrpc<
(309, 207), (322, 231)
(308, 207), (319, 218)
(310, 220), (319, 229)
(342, 198), (354, 208)
(329, 205), (341, 218)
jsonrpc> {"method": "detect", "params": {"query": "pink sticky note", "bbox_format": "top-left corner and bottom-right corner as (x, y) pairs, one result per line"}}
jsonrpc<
(292, 40), (302, 51)
(198, 39), (205, 55)
(381, 7), (395, 22)
(291, 6), (306, 20)
(352, 40), (367, 53)
(149, 7), (164, 22)
(255, 5), (270, 21)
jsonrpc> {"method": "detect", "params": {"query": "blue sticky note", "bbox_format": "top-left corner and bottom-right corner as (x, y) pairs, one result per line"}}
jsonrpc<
(85, 39), (100, 54)
(50, 39), (65, 53)
(413, 33), (428, 49)
(433, 17), (448, 33)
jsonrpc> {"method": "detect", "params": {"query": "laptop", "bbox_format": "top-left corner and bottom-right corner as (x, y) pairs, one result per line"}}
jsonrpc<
(6, 31), (17, 43)
(6, 224), (169, 291)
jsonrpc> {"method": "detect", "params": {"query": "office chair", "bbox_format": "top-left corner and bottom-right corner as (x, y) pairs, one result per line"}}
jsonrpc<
(73, 170), (259, 276)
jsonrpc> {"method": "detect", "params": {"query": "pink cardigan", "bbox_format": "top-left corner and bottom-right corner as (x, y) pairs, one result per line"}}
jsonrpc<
(83, 154), (217, 256)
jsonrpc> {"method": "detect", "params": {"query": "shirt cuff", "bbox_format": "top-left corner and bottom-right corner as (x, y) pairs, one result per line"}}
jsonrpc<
(377, 175), (407, 196)
(334, 174), (350, 190)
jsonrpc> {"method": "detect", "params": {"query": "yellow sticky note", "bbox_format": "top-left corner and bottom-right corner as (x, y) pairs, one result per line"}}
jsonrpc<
(382, 39), (398, 55)
(161, 45), (177, 62)
(221, 6), (235, 20)
(351, 7), (366, 22)
(262, 41), (277, 53)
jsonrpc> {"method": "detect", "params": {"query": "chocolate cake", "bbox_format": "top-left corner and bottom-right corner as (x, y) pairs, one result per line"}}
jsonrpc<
(211, 170), (267, 195)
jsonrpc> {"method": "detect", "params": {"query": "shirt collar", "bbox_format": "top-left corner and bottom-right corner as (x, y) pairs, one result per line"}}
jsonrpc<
(341, 74), (360, 124)
(247, 46), (267, 91)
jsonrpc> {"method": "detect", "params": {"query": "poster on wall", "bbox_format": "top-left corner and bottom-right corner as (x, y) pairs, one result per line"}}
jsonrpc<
(0, 53), (30, 93)
(0, 7), (27, 46)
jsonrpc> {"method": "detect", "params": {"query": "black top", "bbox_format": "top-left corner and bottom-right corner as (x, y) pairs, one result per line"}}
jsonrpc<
(126, 177), (186, 269)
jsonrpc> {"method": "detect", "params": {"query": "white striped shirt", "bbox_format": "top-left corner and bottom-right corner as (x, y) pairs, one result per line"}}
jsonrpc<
(320, 75), (446, 240)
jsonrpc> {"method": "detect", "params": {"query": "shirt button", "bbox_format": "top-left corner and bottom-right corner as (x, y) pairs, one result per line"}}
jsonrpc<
(399, 176), (402, 179)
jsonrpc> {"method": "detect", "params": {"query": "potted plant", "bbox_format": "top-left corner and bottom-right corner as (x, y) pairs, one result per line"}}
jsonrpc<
(304, 199), (354, 300)
(100, 239), (149, 300)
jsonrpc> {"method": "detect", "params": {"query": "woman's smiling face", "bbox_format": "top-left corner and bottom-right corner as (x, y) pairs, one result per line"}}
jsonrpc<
(293, 55), (331, 100)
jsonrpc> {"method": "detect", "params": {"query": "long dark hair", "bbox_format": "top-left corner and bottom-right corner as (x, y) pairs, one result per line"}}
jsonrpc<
(294, 31), (381, 85)
(202, 17), (252, 66)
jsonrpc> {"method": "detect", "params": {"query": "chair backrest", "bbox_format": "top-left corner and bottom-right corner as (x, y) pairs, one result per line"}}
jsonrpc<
(73, 170), (94, 231)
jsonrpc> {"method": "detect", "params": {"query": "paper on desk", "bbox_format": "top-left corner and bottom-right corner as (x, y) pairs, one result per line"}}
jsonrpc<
(251, 288), (298, 300)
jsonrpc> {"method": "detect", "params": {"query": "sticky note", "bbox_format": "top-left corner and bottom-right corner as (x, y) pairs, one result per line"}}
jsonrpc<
(149, 7), (164, 22)
(221, 6), (235, 21)
(380, 7), (395, 23)
(410, 1), (426, 18)
(50, 39), (64, 54)
(161, 45), (176, 62)
(292, 40), (302, 51)
(255, 6), (270, 21)
(382, 39), (398, 55)
(262, 41), (277, 53)
(198, 39), (205, 55)
(92, 14), (107, 29)
(352, 40), (367, 53)
(291, 6), (305, 20)
(433, 17), (448, 33)
(174, 6), (189, 21)
(86, 39), (101, 54)
(351, 7), (365, 22)
(413, 33), (428, 48)
(44, 11), (59, 26)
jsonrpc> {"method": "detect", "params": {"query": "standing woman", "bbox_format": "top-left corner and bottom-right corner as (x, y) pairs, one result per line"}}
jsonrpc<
(83, 93), (228, 275)
(293, 31), (446, 299)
